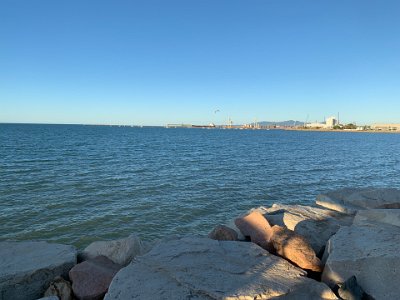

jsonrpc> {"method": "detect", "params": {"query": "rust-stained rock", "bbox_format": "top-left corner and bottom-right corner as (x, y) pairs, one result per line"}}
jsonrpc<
(271, 225), (323, 272)
(69, 256), (121, 300)
(235, 211), (274, 251)
(208, 224), (238, 241)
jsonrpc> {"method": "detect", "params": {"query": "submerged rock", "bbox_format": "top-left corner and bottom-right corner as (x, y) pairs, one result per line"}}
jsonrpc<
(262, 204), (353, 256)
(316, 187), (400, 214)
(208, 224), (238, 241)
(0, 241), (76, 300)
(271, 225), (323, 272)
(44, 276), (73, 300)
(69, 256), (121, 300)
(234, 210), (274, 251)
(105, 236), (337, 299)
(322, 223), (400, 299)
(81, 234), (145, 266)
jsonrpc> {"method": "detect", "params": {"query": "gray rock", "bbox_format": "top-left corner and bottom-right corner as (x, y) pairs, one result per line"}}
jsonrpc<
(322, 223), (400, 299)
(261, 204), (352, 226)
(81, 234), (145, 266)
(36, 297), (59, 300)
(353, 209), (400, 227)
(270, 281), (339, 299)
(316, 187), (400, 214)
(261, 204), (353, 255)
(208, 224), (238, 241)
(105, 236), (337, 299)
(337, 276), (365, 300)
(44, 276), (73, 300)
(0, 241), (76, 300)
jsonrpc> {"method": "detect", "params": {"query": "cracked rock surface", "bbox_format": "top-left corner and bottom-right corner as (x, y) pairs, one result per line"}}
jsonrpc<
(105, 236), (337, 299)
(0, 241), (76, 300)
(322, 223), (400, 299)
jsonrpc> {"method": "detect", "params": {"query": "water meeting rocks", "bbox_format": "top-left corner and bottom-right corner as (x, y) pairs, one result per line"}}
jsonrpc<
(316, 187), (400, 214)
(0, 241), (76, 300)
(105, 236), (337, 299)
(81, 234), (146, 266)
(322, 222), (400, 299)
(69, 255), (121, 300)
(208, 224), (238, 241)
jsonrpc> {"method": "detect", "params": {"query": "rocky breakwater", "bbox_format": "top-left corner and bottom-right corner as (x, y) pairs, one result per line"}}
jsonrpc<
(318, 188), (400, 299)
(0, 241), (76, 300)
(0, 234), (148, 300)
(1, 187), (400, 300)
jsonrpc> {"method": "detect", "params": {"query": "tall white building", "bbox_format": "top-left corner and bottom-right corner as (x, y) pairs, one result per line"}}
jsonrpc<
(325, 116), (338, 128)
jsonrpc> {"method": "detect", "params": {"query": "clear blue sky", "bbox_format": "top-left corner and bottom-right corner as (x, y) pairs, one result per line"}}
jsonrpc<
(1, 0), (399, 125)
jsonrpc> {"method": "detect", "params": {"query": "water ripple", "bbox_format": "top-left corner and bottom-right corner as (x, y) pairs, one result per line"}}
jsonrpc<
(1, 124), (400, 248)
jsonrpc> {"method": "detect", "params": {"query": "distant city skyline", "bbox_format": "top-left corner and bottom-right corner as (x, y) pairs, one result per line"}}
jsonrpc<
(1, 1), (399, 126)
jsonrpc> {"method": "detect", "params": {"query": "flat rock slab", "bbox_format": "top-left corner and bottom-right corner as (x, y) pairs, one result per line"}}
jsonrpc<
(69, 256), (121, 300)
(316, 187), (400, 214)
(105, 236), (337, 299)
(0, 241), (76, 300)
(261, 204), (353, 255)
(261, 204), (351, 225)
(353, 209), (400, 227)
(322, 223), (400, 299)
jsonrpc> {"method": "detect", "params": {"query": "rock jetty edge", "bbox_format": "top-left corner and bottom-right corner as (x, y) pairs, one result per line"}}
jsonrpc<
(0, 187), (399, 300)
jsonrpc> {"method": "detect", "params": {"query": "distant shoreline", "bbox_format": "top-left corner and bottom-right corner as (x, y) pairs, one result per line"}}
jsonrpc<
(1, 122), (400, 134)
(282, 127), (400, 134)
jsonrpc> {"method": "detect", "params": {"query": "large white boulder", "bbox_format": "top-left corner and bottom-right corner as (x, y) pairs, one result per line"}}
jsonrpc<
(322, 223), (400, 299)
(81, 234), (147, 266)
(353, 209), (400, 227)
(316, 187), (400, 214)
(105, 236), (337, 299)
(260, 204), (352, 255)
(0, 241), (77, 300)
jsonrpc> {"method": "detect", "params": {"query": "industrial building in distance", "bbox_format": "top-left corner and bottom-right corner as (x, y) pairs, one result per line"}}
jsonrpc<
(166, 118), (400, 132)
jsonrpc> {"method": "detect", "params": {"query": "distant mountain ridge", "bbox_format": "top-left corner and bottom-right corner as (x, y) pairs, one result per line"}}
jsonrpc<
(257, 120), (303, 126)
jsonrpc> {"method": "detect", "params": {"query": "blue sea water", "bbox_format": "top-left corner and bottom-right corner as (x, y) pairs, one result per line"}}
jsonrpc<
(1, 124), (399, 248)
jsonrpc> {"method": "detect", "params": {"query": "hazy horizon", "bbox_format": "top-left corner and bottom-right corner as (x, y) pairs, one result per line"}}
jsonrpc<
(1, 1), (399, 126)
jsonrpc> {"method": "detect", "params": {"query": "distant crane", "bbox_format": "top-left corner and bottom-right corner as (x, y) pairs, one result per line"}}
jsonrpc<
(304, 114), (309, 128)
